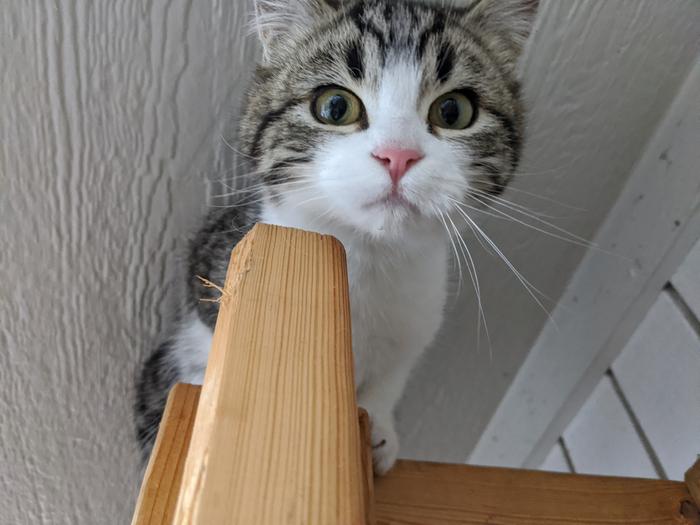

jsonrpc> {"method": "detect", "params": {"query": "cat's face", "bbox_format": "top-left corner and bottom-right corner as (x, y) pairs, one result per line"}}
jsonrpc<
(241, 0), (537, 240)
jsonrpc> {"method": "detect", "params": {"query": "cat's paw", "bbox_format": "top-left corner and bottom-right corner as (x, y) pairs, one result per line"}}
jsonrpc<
(368, 412), (399, 476)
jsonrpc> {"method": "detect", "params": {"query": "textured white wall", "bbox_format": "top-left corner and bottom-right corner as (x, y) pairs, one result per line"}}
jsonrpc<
(1, 2), (257, 523)
(1, 1), (699, 524)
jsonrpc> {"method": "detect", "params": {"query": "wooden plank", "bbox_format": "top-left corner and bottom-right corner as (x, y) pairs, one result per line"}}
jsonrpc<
(132, 387), (374, 525)
(672, 238), (700, 320)
(132, 384), (200, 525)
(359, 409), (376, 525)
(375, 460), (696, 525)
(135, 384), (700, 525)
(172, 224), (368, 525)
(539, 441), (572, 474)
(563, 375), (657, 479)
(687, 459), (700, 508)
(612, 292), (700, 480)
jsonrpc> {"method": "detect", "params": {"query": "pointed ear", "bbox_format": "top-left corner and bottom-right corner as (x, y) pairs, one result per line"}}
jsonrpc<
(253, 0), (340, 62)
(464, 0), (539, 52)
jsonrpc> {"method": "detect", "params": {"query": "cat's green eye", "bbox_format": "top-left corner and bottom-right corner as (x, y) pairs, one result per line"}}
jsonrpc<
(312, 87), (363, 126)
(428, 91), (476, 130)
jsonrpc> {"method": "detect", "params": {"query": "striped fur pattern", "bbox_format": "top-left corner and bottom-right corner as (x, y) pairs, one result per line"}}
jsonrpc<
(135, 0), (537, 474)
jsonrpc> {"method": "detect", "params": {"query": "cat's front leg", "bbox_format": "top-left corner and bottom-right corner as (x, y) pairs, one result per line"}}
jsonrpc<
(364, 407), (399, 476)
(357, 358), (416, 475)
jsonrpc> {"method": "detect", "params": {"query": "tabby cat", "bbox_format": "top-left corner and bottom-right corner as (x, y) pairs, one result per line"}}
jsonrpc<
(135, 0), (538, 474)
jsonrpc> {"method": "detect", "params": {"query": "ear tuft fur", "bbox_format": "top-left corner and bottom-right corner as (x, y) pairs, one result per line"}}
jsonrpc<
(253, 0), (341, 62)
(465, 0), (539, 50)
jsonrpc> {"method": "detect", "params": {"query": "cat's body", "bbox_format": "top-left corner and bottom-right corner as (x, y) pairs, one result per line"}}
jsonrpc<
(135, 0), (537, 475)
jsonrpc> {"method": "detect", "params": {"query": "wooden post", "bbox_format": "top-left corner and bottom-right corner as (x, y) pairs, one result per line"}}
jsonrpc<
(131, 384), (201, 525)
(171, 224), (367, 524)
(358, 409), (375, 525)
(686, 459), (700, 509)
(133, 382), (698, 525)
(374, 461), (698, 524)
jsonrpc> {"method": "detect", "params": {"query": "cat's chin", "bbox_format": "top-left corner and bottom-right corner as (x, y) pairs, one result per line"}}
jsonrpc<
(353, 201), (439, 241)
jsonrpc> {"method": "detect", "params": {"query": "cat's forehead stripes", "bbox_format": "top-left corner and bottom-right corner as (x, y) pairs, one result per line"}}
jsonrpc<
(346, 2), (450, 65)
(435, 41), (455, 83)
(335, 2), (485, 99)
(345, 40), (364, 80)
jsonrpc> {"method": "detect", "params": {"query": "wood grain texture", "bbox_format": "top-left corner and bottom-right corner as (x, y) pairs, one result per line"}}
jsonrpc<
(133, 384), (700, 525)
(360, 409), (377, 525)
(132, 385), (201, 525)
(686, 460), (700, 509)
(684, 468), (700, 525)
(133, 386), (373, 525)
(172, 224), (367, 525)
(375, 460), (696, 525)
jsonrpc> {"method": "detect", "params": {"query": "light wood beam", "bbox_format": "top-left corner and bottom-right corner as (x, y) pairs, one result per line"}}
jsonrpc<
(686, 459), (700, 510)
(131, 384), (201, 525)
(133, 383), (700, 525)
(375, 461), (697, 525)
(172, 224), (367, 525)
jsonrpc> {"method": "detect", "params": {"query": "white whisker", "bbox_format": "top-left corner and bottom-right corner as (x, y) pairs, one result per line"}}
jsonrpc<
(445, 212), (492, 357)
(498, 185), (586, 211)
(468, 190), (611, 253)
(220, 134), (261, 162)
(435, 207), (464, 293)
(457, 197), (595, 251)
(454, 205), (557, 327)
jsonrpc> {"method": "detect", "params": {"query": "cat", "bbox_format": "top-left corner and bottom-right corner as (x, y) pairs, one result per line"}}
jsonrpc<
(135, 0), (538, 475)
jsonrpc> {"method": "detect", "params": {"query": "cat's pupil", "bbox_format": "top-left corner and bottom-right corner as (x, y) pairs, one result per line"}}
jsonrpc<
(323, 95), (348, 122)
(440, 98), (460, 125)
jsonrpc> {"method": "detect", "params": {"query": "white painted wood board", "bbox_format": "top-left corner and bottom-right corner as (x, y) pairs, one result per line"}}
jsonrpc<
(469, 55), (700, 469)
(562, 376), (658, 479)
(540, 441), (573, 473)
(672, 238), (700, 320)
(611, 292), (700, 481)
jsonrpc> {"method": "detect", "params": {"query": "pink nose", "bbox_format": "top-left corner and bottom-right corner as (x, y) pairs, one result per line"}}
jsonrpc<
(372, 147), (424, 185)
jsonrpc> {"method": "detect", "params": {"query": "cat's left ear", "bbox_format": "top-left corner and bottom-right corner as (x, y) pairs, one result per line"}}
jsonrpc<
(253, 0), (341, 62)
(463, 0), (539, 53)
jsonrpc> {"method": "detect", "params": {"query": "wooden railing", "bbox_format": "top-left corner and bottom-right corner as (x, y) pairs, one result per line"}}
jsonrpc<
(132, 224), (700, 525)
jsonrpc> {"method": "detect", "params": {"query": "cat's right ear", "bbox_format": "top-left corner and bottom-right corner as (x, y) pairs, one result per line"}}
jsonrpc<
(253, 0), (339, 62)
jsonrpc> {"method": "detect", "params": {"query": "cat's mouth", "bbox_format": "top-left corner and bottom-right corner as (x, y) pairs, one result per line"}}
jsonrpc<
(363, 191), (420, 214)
